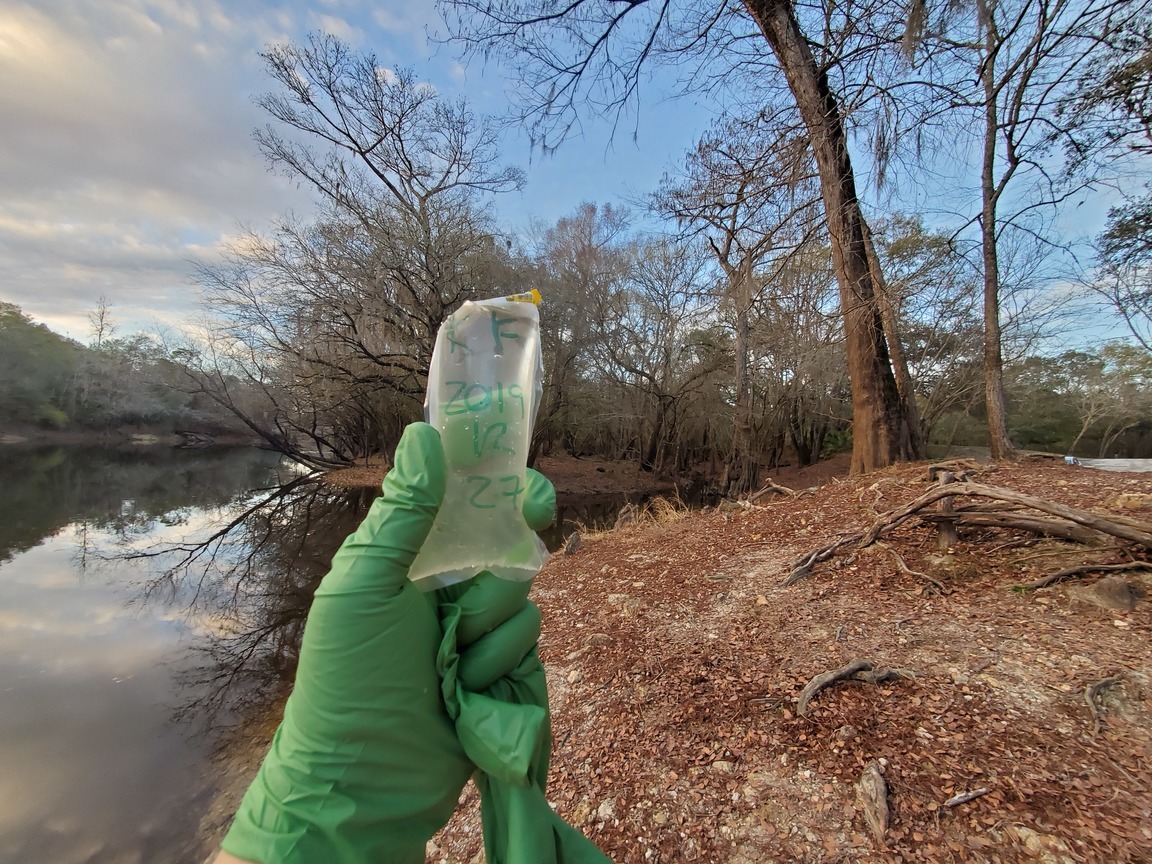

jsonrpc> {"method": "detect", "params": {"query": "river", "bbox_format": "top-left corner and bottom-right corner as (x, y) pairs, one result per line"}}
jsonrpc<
(1078, 458), (1152, 472)
(0, 445), (293, 864)
(0, 444), (643, 864)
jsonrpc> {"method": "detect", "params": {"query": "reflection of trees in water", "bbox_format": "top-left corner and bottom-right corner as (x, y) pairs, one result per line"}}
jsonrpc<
(152, 483), (694, 728)
(0, 445), (283, 563)
(143, 481), (376, 726)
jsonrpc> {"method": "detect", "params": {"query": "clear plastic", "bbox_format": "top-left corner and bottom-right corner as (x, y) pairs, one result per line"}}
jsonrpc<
(407, 291), (549, 591)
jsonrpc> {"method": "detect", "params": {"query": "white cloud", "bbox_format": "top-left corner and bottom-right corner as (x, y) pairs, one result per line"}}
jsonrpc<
(0, 0), (477, 338)
(0, 0), (706, 340)
(0, 0), (316, 336)
(311, 12), (362, 43)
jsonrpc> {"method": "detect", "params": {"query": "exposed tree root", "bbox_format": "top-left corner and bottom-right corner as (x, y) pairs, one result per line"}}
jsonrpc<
(1017, 561), (1152, 590)
(877, 542), (948, 594)
(796, 660), (913, 716)
(1085, 676), (1125, 736)
(785, 479), (1152, 585)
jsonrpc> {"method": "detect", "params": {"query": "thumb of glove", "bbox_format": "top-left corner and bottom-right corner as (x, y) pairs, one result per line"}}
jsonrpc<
(320, 421), (446, 599)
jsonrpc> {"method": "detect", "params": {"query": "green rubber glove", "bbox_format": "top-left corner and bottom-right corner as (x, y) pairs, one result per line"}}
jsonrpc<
(437, 583), (612, 864)
(220, 423), (557, 864)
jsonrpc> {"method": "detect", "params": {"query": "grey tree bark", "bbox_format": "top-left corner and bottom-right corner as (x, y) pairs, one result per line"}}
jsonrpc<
(742, 0), (917, 473)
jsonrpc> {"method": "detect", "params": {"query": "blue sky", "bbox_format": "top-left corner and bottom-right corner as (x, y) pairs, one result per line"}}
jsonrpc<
(0, 0), (715, 339)
(0, 0), (1126, 344)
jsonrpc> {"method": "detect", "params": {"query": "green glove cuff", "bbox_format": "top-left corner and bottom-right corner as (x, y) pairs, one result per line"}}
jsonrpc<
(438, 601), (548, 785)
(436, 598), (611, 864)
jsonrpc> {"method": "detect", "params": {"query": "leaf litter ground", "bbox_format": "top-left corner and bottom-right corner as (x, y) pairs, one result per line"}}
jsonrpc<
(430, 459), (1152, 864)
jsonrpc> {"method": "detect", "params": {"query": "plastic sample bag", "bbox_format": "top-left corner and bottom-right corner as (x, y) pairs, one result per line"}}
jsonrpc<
(408, 291), (550, 590)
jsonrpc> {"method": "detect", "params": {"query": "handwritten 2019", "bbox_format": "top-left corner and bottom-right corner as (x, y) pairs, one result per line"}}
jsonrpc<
(442, 309), (532, 509)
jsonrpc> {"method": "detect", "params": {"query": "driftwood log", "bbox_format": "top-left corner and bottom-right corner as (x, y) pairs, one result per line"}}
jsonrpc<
(856, 761), (890, 842)
(786, 479), (1152, 585)
(1017, 561), (1152, 590)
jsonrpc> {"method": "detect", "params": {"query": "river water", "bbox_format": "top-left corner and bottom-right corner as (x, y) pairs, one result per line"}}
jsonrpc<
(0, 445), (291, 864)
(1078, 458), (1152, 473)
(0, 445), (640, 864)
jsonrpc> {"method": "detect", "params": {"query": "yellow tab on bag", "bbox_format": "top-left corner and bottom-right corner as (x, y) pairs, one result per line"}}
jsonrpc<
(503, 289), (542, 305)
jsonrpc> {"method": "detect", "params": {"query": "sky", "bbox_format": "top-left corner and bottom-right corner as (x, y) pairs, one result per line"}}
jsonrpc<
(0, 0), (1128, 347)
(0, 0), (715, 340)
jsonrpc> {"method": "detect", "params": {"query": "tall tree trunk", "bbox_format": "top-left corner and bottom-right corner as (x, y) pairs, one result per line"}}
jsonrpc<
(862, 220), (925, 458)
(744, 0), (913, 474)
(722, 268), (759, 495)
(641, 396), (665, 473)
(979, 39), (1016, 462)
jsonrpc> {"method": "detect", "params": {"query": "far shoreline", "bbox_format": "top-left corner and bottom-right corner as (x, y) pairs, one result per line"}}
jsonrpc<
(0, 428), (260, 448)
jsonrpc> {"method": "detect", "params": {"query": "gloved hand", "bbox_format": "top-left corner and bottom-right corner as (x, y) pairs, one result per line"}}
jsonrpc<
(219, 422), (556, 864)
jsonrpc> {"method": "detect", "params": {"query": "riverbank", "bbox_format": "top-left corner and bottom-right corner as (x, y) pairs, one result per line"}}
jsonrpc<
(322, 451), (855, 498)
(323, 451), (686, 498)
(204, 458), (1152, 863)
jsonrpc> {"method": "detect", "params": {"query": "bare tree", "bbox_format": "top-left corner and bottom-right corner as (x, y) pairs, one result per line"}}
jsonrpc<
(1071, 20), (1152, 350)
(654, 113), (823, 492)
(530, 203), (633, 461)
(594, 237), (722, 472)
(750, 243), (849, 467)
(872, 216), (984, 440)
(88, 296), (116, 350)
(1089, 253), (1152, 351)
(439, 0), (921, 473)
(193, 35), (523, 464)
(909, 0), (1139, 459)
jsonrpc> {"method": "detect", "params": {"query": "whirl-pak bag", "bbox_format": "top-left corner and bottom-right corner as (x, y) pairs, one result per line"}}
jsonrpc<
(407, 290), (549, 590)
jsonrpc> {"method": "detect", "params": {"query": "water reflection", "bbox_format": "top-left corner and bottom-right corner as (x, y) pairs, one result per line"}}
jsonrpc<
(161, 481), (372, 723)
(0, 445), (284, 564)
(0, 442), (673, 864)
(0, 445), (283, 864)
(163, 485), (646, 725)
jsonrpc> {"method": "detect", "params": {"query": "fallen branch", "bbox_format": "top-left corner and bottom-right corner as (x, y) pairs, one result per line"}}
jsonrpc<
(918, 512), (1109, 545)
(797, 660), (913, 716)
(1104, 511), (1152, 532)
(955, 501), (1025, 512)
(877, 542), (948, 594)
(1018, 561), (1152, 591)
(944, 787), (991, 807)
(927, 460), (979, 481)
(1085, 676), (1124, 736)
(868, 481), (1152, 548)
(786, 479), (1152, 584)
(748, 478), (796, 502)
